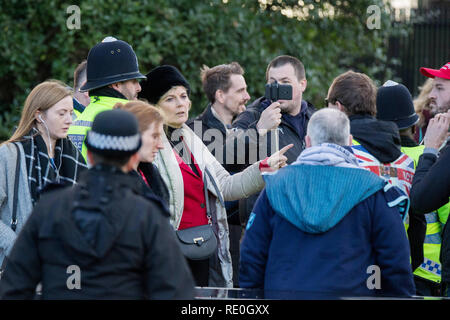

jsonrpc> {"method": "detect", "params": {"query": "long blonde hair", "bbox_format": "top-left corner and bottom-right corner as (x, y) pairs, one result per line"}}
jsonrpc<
(3, 80), (72, 145)
(413, 78), (433, 128)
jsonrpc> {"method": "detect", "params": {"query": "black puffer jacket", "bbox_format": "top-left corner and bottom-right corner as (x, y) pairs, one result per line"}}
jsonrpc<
(410, 145), (450, 282)
(227, 97), (315, 225)
(228, 97), (315, 170)
(0, 165), (195, 300)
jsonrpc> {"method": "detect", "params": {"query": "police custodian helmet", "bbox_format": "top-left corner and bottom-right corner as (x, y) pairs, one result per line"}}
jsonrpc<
(80, 37), (146, 92)
(85, 109), (142, 158)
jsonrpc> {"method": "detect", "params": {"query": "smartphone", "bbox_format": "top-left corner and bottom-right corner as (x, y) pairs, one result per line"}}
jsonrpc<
(265, 82), (292, 101)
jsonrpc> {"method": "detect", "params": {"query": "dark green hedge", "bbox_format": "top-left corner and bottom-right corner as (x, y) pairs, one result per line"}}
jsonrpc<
(0, 0), (405, 141)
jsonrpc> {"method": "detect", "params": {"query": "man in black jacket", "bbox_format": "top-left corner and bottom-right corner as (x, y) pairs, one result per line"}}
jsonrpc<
(187, 62), (250, 286)
(410, 63), (450, 295)
(187, 62), (250, 169)
(226, 55), (315, 225)
(0, 109), (195, 300)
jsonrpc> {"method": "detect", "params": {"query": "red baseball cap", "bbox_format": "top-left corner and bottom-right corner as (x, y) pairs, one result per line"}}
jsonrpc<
(420, 62), (450, 80)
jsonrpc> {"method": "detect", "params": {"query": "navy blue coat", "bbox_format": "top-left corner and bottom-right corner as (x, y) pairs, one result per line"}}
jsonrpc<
(239, 164), (415, 298)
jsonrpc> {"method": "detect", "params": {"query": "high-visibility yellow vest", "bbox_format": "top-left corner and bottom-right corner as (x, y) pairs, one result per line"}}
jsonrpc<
(401, 145), (450, 284)
(67, 96), (128, 161)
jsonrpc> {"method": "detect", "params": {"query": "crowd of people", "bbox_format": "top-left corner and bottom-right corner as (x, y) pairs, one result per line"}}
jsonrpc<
(0, 36), (449, 300)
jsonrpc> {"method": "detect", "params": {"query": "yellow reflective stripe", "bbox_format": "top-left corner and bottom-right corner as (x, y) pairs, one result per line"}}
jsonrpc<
(67, 96), (128, 161)
(438, 202), (450, 225)
(426, 222), (441, 235)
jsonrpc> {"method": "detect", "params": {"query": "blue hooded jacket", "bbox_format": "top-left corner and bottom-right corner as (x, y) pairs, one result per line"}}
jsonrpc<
(239, 165), (415, 298)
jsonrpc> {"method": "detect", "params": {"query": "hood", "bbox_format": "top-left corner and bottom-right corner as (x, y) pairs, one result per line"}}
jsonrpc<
(350, 115), (402, 163)
(263, 165), (385, 234)
(53, 166), (139, 265)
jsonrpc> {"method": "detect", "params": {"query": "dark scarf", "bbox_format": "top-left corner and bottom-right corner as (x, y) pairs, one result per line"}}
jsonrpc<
(350, 115), (402, 163)
(400, 135), (419, 148)
(21, 128), (88, 204)
(89, 87), (127, 100)
(137, 162), (170, 208)
(165, 125), (201, 177)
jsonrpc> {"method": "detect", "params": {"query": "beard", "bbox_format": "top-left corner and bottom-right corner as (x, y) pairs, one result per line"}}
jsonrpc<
(225, 100), (247, 117)
(430, 98), (450, 116)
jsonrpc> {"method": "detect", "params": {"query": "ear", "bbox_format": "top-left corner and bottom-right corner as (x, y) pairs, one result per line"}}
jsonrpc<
(300, 79), (307, 92)
(109, 82), (121, 91)
(215, 90), (225, 104)
(35, 110), (42, 123)
(305, 135), (312, 148)
(336, 101), (346, 113)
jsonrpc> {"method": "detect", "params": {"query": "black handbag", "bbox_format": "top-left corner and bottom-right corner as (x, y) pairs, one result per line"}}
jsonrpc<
(176, 165), (218, 260)
(176, 224), (217, 260)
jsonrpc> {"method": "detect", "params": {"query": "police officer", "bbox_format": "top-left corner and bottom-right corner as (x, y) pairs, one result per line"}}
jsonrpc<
(0, 109), (195, 299)
(377, 80), (449, 297)
(68, 36), (146, 162)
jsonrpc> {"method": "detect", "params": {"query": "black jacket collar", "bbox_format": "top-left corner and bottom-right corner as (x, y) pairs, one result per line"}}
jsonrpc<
(196, 103), (228, 135)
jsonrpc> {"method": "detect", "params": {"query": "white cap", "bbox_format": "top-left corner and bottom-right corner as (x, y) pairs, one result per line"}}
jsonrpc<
(102, 36), (118, 43)
(382, 80), (399, 87)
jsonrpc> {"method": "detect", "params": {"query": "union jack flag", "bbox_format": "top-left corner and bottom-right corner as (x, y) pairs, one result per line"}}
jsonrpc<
(351, 144), (415, 196)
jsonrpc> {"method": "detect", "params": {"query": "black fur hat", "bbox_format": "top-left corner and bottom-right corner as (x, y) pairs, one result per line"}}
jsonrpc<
(138, 65), (190, 104)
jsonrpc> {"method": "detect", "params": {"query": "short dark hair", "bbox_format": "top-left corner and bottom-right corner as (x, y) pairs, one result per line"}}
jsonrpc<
(89, 152), (131, 168)
(266, 55), (306, 82)
(201, 62), (244, 103)
(73, 60), (87, 91)
(327, 70), (377, 117)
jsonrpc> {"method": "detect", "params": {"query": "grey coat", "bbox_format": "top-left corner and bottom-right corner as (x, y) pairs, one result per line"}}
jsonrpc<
(0, 143), (33, 265)
(153, 124), (265, 287)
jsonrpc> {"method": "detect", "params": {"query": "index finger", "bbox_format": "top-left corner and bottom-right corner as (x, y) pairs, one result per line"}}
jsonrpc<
(278, 143), (294, 155)
(267, 101), (281, 110)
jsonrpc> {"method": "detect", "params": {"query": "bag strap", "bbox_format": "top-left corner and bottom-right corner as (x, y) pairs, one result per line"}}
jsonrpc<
(203, 169), (212, 225)
(11, 142), (21, 232)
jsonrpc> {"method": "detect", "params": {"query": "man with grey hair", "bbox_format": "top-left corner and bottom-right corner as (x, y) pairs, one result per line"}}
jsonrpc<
(239, 108), (415, 298)
(305, 107), (351, 148)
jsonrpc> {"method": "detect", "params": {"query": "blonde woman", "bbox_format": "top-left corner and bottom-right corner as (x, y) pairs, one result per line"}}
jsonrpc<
(139, 65), (291, 288)
(0, 80), (87, 265)
(413, 78), (433, 143)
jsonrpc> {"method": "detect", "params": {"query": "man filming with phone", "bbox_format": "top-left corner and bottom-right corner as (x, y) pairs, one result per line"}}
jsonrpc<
(226, 55), (315, 227)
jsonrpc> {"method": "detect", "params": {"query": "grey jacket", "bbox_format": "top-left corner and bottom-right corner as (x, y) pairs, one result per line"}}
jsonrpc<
(0, 142), (33, 265)
(153, 124), (265, 287)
